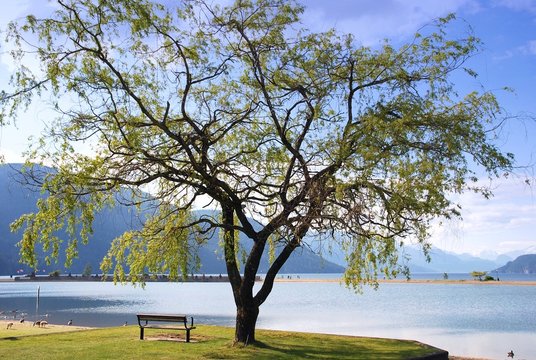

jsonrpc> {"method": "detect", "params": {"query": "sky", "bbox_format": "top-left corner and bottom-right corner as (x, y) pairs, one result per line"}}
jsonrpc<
(0, 0), (535, 258)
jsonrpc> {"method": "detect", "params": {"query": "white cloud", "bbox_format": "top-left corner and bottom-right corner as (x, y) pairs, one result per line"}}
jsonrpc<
(492, 40), (536, 64)
(301, 0), (480, 45)
(0, 1), (56, 77)
(430, 176), (536, 256)
(523, 40), (536, 55)
(496, 240), (536, 253)
(494, 0), (536, 13)
(0, 0), (31, 25)
(0, 1), (29, 74)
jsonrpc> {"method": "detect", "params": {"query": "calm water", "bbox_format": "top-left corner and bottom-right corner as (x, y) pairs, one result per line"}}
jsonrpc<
(1, 276), (535, 359)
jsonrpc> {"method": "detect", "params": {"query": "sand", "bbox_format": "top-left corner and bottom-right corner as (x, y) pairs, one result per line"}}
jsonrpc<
(272, 277), (536, 286)
(0, 319), (92, 336)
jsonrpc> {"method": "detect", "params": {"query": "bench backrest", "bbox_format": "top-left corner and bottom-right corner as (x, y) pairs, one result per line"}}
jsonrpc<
(137, 314), (187, 322)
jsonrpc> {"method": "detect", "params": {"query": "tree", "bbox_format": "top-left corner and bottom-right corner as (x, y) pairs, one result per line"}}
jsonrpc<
(1, 0), (513, 344)
(471, 271), (487, 281)
(82, 263), (93, 277)
(49, 270), (61, 277)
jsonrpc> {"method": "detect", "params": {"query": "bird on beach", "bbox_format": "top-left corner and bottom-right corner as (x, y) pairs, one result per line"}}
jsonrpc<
(507, 350), (514, 358)
(67, 320), (72, 326)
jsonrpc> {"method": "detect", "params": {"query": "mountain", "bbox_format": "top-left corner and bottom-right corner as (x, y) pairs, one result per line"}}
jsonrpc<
(397, 247), (502, 273)
(324, 241), (503, 274)
(0, 163), (343, 276)
(0, 163), (150, 276)
(494, 254), (536, 274)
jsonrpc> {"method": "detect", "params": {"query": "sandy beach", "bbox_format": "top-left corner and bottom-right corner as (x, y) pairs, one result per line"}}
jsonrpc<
(2, 276), (535, 286)
(0, 319), (92, 336)
(273, 277), (536, 286)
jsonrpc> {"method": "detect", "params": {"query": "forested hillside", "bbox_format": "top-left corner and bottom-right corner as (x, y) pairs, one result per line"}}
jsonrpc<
(494, 254), (536, 274)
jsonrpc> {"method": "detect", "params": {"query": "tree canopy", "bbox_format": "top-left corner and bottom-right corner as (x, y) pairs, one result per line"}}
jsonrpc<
(1, 0), (513, 343)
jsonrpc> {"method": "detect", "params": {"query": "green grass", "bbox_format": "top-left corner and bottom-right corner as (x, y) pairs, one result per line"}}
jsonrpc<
(0, 325), (443, 359)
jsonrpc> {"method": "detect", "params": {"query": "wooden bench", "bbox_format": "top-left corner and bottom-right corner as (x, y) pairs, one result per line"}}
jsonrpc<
(136, 314), (196, 342)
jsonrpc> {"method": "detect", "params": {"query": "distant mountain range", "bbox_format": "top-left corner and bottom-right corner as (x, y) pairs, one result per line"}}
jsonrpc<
(399, 246), (506, 273)
(319, 233), (536, 275)
(323, 243), (511, 274)
(0, 163), (343, 276)
(1, 163), (534, 276)
(404, 248), (536, 274)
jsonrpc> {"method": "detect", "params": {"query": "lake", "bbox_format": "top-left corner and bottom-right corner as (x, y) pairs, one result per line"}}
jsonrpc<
(1, 274), (535, 359)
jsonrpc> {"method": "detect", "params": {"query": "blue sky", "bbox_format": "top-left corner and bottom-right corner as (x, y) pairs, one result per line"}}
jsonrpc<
(0, 0), (535, 258)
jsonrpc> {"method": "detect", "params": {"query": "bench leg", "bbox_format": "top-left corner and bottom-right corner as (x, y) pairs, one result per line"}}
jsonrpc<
(140, 327), (144, 340)
(186, 329), (190, 343)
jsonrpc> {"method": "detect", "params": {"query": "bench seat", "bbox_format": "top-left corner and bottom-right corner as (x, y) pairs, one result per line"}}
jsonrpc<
(137, 313), (196, 342)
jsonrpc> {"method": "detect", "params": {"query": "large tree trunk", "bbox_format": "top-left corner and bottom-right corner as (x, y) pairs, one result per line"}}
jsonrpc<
(221, 201), (309, 345)
(220, 203), (259, 344)
(235, 304), (259, 344)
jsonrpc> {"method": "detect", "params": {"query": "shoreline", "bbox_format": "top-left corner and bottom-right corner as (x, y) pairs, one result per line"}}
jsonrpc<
(0, 319), (93, 334)
(273, 278), (536, 286)
(2, 276), (536, 286)
(0, 274), (259, 283)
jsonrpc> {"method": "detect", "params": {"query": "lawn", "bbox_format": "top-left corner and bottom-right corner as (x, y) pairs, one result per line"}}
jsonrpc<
(0, 323), (445, 359)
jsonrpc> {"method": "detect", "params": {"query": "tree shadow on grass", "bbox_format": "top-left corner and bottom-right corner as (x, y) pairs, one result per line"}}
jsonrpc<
(250, 337), (437, 360)
(0, 337), (20, 341)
